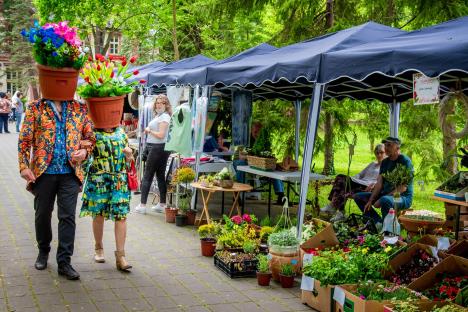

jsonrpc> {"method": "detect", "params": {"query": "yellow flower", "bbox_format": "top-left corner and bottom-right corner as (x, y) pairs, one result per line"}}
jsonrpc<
(384, 246), (393, 253)
(361, 247), (369, 254)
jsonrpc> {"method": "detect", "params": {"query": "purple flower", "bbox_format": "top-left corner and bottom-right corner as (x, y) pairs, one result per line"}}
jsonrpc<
(52, 52), (58, 57)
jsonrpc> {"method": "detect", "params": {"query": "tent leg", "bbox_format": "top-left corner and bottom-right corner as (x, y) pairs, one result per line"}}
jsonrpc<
(294, 100), (302, 162)
(296, 84), (324, 239)
(389, 100), (400, 138)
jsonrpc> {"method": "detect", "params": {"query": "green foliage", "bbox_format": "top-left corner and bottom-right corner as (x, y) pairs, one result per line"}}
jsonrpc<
(250, 126), (273, 157)
(356, 281), (423, 301)
(268, 229), (299, 247)
(242, 240), (257, 254)
(259, 226), (274, 242)
(280, 263), (295, 277)
(256, 254), (270, 273)
(259, 216), (271, 227)
(382, 163), (414, 189)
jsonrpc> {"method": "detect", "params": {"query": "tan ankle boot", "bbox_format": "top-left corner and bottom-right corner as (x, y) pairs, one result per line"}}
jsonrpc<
(115, 250), (132, 271)
(94, 243), (105, 263)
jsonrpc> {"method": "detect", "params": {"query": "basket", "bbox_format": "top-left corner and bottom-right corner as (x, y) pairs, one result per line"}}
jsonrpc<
(246, 155), (277, 171)
(214, 254), (258, 278)
(399, 214), (445, 235)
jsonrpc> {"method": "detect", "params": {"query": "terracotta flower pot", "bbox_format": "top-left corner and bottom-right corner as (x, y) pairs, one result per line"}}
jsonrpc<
(398, 215), (445, 236)
(279, 274), (295, 288)
(36, 64), (79, 101)
(256, 271), (272, 286)
(86, 95), (125, 129)
(186, 210), (196, 225)
(165, 207), (178, 223)
(200, 238), (216, 257)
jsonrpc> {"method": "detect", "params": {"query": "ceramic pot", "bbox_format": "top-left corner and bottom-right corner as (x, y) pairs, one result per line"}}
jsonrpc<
(279, 274), (295, 288)
(36, 64), (79, 101)
(256, 271), (272, 286)
(165, 207), (178, 223)
(200, 238), (216, 257)
(86, 95), (125, 129)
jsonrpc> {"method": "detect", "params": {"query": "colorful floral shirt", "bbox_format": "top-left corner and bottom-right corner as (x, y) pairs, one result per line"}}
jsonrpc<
(45, 101), (73, 174)
(18, 99), (96, 183)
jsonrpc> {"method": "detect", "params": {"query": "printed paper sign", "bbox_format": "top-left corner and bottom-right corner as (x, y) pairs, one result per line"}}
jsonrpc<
(301, 275), (314, 291)
(429, 246), (440, 262)
(413, 73), (440, 105)
(333, 286), (346, 306)
(437, 237), (451, 251)
(303, 253), (313, 265)
(383, 236), (399, 245)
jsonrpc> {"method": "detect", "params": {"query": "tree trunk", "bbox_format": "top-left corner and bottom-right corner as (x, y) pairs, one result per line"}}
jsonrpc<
(325, 0), (334, 29)
(322, 111), (335, 175)
(172, 0), (180, 61)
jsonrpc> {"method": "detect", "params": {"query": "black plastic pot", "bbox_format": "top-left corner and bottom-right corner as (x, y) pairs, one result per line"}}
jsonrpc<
(175, 214), (187, 226)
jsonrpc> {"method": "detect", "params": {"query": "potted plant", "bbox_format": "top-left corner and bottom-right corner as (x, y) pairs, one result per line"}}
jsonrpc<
(197, 223), (220, 257)
(216, 214), (258, 251)
(21, 21), (87, 100)
(267, 229), (300, 281)
(214, 167), (234, 188)
(246, 126), (277, 171)
(256, 254), (272, 286)
(279, 262), (295, 288)
(173, 167), (196, 226)
(77, 54), (143, 128)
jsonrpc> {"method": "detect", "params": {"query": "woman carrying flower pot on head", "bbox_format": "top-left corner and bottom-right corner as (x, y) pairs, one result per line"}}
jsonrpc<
(135, 94), (172, 214)
(80, 126), (134, 271)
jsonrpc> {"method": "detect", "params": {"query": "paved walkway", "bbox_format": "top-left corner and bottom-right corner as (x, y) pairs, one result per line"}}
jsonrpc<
(0, 132), (310, 312)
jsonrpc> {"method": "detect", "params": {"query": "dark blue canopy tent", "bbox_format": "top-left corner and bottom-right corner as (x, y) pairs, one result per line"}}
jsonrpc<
(147, 54), (216, 87)
(128, 60), (166, 84)
(147, 43), (277, 87)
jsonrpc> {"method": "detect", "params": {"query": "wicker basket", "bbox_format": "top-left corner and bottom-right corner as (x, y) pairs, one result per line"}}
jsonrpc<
(247, 155), (277, 171)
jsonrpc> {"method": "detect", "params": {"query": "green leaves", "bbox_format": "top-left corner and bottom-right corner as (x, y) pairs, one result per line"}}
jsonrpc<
(382, 163), (413, 189)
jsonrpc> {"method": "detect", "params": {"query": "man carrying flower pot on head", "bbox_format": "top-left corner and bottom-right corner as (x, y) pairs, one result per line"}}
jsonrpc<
(18, 98), (95, 280)
(353, 137), (414, 230)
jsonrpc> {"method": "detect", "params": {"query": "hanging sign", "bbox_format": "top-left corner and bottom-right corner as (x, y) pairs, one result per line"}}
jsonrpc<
(413, 73), (440, 105)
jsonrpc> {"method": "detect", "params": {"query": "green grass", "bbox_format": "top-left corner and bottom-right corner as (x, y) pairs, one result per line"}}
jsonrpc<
(290, 132), (446, 216)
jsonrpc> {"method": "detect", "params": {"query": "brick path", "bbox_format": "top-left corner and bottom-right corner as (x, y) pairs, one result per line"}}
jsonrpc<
(0, 132), (311, 312)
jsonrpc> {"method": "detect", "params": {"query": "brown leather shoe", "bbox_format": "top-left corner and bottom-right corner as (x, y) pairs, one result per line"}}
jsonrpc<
(115, 250), (132, 271)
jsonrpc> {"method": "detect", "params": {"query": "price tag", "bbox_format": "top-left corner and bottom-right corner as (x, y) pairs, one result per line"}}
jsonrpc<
(300, 275), (314, 291)
(437, 237), (450, 251)
(333, 286), (346, 306)
(383, 236), (399, 245)
(303, 253), (313, 265)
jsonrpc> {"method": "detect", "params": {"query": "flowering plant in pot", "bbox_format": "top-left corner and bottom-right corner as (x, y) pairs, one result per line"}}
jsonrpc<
(21, 21), (88, 100)
(197, 223), (221, 257)
(214, 167), (234, 188)
(172, 166), (196, 225)
(77, 54), (143, 128)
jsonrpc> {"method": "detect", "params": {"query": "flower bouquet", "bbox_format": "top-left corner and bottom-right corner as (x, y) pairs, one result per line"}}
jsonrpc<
(21, 21), (87, 100)
(77, 54), (144, 128)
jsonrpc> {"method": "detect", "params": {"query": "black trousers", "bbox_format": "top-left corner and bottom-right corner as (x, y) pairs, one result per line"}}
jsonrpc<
(33, 173), (81, 265)
(140, 143), (170, 204)
(0, 113), (9, 133)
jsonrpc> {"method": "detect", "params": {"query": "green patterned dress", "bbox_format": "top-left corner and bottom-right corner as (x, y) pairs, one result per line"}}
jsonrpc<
(81, 127), (130, 220)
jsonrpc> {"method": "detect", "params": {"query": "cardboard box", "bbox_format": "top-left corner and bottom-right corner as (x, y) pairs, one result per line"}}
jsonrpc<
(441, 239), (468, 259)
(383, 301), (465, 312)
(301, 279), (335, 312)
(445, 204), (468, 222)
(409, 255), (468, 291)
(333, 284), (392, 312)
(300, 218), (339, 250)
(385, 243), (436, 281)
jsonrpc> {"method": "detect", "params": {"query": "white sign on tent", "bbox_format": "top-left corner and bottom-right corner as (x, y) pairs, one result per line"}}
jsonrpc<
(413, 73), (440, 105)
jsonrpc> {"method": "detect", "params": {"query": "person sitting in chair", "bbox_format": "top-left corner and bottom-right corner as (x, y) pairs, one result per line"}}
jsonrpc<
(353, 137), (414, 228)
(321, 144), (386, 222)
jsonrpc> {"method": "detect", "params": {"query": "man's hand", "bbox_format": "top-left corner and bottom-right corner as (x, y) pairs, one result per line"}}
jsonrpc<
(20, 168), (36, 183)
(144, 127), (151, 134)
(364, 201), (373, 212)
(365, 183), (375, 192)
(71, 149), (87, 165)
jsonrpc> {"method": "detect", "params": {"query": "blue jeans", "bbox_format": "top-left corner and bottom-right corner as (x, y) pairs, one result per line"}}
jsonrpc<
(233, 159), (284, 194)
(354, 192), (412, 224)
(15, 112), (22, 132)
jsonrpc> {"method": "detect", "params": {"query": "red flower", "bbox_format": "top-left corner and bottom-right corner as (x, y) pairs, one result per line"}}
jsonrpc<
(96, 64), (101, 71)
(130, 55), (137, 63)
(139, 79), (146, 84)
(122, 60), (127, 67)
(230, 215), (242, 225)
(242, 214), (252, 223)
(88, 56), (93, 61)
(95, 53), (105, 61)
(343, 247), (351, 253)
(84, 76), (90, 83)
(110, 72), (114, 78)
(98, 78), (103, 84)
(133, 70), (139, 75)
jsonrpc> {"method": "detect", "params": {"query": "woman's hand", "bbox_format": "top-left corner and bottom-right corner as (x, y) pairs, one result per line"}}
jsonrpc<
(144, 127), (151, 134)
(123, 146), (134, 162)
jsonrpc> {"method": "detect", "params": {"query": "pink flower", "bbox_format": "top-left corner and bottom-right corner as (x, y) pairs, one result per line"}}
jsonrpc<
(242, 214), (252, 223)
(359, 295), (366, 300)
(133, 70), (139, 75)
(231, 215), (242, 225)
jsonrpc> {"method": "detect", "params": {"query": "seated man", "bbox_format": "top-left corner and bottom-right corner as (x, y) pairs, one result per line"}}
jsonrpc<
(203, 129), (230, 153)
(233, 122), (285, 205)
(353, 137), (414, 228)
(321, 143), (386, 222)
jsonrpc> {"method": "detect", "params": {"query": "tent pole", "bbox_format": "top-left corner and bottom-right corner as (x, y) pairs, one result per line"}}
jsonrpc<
(296, 84), (324, 239)
(389, 99), (401, 138)
(294, 100), (302, 162)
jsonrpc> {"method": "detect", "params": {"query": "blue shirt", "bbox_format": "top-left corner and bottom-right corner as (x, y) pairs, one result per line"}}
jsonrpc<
(379, 154), (414, 199)
(45, 101), (73, 174)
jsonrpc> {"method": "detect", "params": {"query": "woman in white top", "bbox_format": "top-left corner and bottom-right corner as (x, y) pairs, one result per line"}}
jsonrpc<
(321, 143), (386, 222)
(12, 91), (24, 132)
(135, 95), (172, 214)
